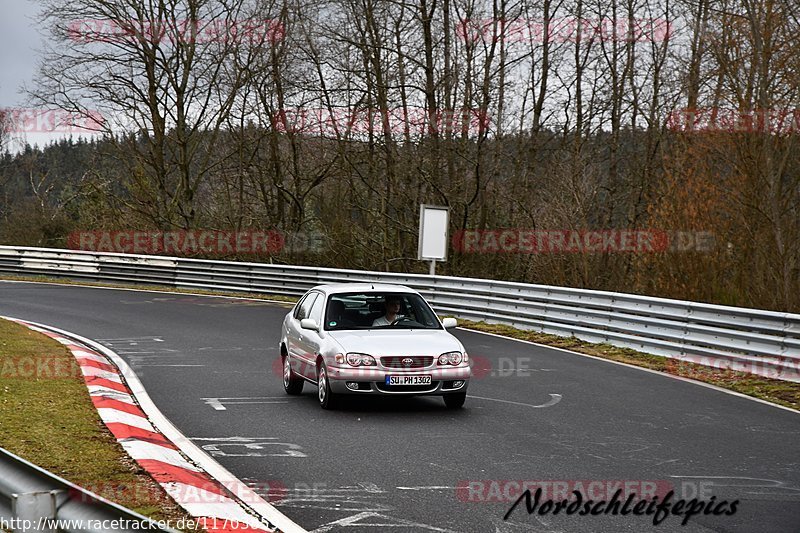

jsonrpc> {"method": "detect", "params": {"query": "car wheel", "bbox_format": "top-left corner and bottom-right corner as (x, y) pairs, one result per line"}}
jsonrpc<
(283, 356), (304, 395)
(443, 391), (467, 409)
(317, 363), (338, 410)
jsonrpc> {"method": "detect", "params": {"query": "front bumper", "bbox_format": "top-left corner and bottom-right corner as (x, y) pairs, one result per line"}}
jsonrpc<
(327, 365), (471, 395)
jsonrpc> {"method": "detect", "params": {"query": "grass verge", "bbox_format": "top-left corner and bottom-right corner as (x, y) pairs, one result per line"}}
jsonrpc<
(457, 320), (799, 411)
(0, 318), (201, 529)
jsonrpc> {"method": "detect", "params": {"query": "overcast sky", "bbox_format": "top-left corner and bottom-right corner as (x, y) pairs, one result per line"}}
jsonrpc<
(1, 0), (74, 150)
(0, 0), (40, 104)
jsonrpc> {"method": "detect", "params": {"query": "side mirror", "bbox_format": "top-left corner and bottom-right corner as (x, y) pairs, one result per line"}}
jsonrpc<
(442, 317), (457, 329)
(300, 318), (319, 331)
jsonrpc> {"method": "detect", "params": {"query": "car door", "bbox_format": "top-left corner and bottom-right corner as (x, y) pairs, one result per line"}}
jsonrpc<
(296, 293), (326, 379)
(287, 292), (318, 373)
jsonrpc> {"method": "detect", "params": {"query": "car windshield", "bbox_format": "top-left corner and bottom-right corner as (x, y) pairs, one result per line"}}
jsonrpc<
(324, 292), (442, 331)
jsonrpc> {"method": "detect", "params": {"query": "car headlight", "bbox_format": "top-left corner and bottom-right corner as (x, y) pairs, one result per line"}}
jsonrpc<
(346, 353), (376, 366)
(438, 351), (463, 365)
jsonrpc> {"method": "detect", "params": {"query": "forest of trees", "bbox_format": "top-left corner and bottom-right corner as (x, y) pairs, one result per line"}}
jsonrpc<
(0, 0), (798, 312)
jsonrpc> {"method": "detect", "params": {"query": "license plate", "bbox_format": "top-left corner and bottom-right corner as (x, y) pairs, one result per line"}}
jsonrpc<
(385, 375), (432, 386)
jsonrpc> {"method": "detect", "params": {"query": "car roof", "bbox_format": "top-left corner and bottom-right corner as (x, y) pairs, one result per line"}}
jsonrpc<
(308, 283), (420, 296)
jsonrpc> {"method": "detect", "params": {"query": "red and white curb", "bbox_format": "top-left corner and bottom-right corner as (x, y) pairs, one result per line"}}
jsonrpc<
(4, 317), (306, 533)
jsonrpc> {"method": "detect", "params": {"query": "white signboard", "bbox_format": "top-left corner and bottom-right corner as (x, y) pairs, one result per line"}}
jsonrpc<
(418, 204), (449, 261)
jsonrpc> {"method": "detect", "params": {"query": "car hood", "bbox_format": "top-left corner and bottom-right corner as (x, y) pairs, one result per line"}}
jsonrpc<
(326, 329), (462, 356)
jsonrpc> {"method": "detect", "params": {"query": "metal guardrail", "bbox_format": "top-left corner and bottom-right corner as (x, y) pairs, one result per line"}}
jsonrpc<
(0, 446), (174, 533)
(1, 245), (798, 382)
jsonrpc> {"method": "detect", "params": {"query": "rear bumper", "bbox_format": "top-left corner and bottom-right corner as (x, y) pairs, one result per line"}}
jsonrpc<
(327, 365), (471, 395)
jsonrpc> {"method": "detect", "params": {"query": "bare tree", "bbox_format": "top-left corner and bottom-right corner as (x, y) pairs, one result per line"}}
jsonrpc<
(30, 0), (279, 229)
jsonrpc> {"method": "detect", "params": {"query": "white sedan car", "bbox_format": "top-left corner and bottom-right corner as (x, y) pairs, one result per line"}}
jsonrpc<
(279, 283), (471, 409)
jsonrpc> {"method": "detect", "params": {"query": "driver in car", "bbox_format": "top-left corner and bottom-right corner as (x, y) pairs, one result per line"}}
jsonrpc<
(372, 295), (403, 326)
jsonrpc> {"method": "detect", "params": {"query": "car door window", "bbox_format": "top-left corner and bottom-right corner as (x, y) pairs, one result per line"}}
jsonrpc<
(294, 292), (318, 320)
(309, 295), (325, 326)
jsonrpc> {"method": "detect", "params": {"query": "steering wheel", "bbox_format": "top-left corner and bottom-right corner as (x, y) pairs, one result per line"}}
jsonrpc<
(390, 316), (415, 326)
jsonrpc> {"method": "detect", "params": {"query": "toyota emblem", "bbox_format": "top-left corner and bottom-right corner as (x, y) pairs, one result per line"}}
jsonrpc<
(402, 357), (414, 366)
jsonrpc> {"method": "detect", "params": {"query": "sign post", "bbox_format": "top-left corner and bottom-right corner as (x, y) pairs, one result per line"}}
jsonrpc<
(417, 204), (449, 276)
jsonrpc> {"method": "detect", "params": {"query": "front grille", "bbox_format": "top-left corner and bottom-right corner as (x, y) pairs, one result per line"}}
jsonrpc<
(381, 356), (434, 369)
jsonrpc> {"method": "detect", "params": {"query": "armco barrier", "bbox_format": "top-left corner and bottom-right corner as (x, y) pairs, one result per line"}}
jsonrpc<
(0, 246), (798, 382)
(0, 446), (175, 533)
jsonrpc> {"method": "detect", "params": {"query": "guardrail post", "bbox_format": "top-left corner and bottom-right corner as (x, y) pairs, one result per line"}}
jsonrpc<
(11, 490), (60, 533)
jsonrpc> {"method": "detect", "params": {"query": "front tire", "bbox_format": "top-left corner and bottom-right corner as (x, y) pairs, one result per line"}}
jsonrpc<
(317, 363), (338, 410)
(443, 391), (467, 409)
(283, 356), (304, 395)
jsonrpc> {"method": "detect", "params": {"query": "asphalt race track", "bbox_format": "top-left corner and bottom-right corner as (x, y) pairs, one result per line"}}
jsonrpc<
(2, 281), (798, 532)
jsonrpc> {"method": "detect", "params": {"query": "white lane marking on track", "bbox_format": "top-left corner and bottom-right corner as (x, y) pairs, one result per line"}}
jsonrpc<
(461, 328), (800, 414)
(198, 346), (243, 351)
(667, 476), (800, 495)
(352, 482), (382, 493)
(395, 486), (454, 490)
(492, 515), (557, 532)
(467, 393), (562, 408)
(100, 337), (203, 369)
(117, 350), (179, 354)
(202, 397), (292, 410)
(264, 483), (392, 512)
(204, 398), (226, 410)
(96, 336), (164, 341)
(138, 364), (205, 367)
(98, 338), (178, 354)
(192, 437), (307, 458)
(310, 511), (461, 532)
